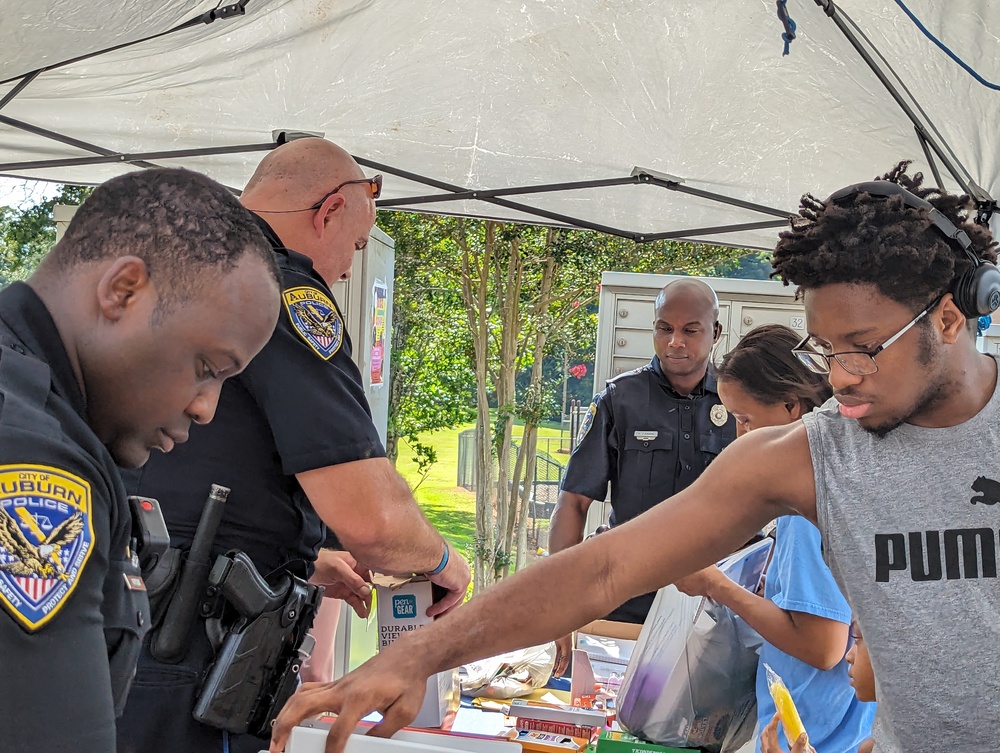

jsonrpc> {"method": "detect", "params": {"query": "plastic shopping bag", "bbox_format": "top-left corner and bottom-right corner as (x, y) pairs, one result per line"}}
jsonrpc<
(616, 538), (773, 753)
(460, 642), (557, 699)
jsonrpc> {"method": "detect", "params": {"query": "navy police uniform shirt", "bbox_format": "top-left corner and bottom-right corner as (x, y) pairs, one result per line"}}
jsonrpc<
(562, 356), (736, 622)
(126, 216), (384, 578)
(0, 282), (148, 753)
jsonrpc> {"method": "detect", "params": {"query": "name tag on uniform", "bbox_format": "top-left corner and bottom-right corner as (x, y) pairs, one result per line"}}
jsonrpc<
(634, 430), (659, 441)
(124, 573), (147, 591)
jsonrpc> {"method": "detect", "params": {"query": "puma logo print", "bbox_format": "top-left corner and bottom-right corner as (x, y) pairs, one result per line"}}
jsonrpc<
(970, 476), (1000, 506)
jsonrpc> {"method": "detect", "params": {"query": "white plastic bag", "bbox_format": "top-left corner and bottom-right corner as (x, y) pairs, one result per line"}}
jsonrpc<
(617, 538), (773, 753)
(460, 643), (557, 699)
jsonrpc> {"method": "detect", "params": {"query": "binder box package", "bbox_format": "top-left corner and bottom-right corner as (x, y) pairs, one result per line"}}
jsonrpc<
(373, 575), (459, 728)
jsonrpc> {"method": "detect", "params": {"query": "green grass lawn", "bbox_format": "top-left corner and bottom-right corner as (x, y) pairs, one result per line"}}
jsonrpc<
(394, 422), (569, 556)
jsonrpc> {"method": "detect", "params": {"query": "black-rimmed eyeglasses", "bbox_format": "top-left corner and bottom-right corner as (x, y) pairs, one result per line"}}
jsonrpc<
(791, 297), (942, 376)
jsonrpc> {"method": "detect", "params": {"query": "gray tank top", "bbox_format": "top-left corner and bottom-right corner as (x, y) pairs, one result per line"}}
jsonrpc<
(803, 356), (1000, 752)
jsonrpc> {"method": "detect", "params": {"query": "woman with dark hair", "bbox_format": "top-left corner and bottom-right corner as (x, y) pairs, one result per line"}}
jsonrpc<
(675, 324), (875, 753)
(714, 324), (830, 435)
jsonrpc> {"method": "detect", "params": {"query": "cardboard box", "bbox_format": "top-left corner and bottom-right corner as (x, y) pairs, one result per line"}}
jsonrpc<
(596, 729), (697, 753)
(373, 574), (460, 728)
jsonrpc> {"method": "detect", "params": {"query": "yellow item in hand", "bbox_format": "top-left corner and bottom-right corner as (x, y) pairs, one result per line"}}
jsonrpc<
(764, 663), (807, 747)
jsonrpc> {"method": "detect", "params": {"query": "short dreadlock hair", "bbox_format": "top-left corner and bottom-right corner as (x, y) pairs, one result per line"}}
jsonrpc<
(771, 161), (998, 316)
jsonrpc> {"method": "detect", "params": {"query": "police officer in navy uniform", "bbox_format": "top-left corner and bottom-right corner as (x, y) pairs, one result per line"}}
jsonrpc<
(117, 138), (471, 753)
(0, 169), (281, 753)
(550, 278), (736, 674)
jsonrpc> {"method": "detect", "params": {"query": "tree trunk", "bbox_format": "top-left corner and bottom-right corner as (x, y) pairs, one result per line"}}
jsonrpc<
(514, 428), (538, 570)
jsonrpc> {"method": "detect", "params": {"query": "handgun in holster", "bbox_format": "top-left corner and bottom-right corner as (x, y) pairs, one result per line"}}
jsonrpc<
(193, 550), (323, 737)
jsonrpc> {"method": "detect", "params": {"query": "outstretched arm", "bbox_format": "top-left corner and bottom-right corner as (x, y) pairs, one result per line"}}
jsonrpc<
(272, 422), (815, 753)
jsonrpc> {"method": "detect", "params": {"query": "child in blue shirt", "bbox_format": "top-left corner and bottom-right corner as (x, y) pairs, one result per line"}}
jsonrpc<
(675, 325), (875, 753)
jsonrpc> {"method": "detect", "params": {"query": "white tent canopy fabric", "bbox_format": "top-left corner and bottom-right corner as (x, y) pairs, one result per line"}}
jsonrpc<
(1, 0), (998, 250)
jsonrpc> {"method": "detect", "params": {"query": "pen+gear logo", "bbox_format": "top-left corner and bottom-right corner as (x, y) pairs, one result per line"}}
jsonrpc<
(392, 594), (417, 619)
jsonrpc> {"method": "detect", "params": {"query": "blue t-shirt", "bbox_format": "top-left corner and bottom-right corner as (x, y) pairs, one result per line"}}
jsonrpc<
(754, 516), (876, 753)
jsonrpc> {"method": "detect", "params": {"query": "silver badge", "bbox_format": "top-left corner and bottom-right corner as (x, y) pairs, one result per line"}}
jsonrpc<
(710, 404), (729, 427)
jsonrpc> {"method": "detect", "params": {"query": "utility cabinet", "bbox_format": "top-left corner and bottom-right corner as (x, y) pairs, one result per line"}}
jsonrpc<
(595, 271), (806, 388)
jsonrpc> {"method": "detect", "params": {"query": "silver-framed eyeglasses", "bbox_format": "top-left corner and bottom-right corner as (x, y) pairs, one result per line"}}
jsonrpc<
(791, 297), (942, 376)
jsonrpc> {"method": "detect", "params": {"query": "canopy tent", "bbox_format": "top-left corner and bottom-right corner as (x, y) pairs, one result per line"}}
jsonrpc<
(1, 0), (998, 250)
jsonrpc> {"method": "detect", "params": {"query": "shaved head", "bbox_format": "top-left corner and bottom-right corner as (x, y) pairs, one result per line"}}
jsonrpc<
(240, 137), (377, 285)
(655, 278), (720, 320)
(652, 278), (721, 393)
(242, 138), (365, 208)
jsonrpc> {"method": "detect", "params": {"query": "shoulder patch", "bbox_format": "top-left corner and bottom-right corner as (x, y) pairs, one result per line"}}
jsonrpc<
(576, 401), (598, 445)
(0, 465), (94, 632)
(283, 286), (344, 360)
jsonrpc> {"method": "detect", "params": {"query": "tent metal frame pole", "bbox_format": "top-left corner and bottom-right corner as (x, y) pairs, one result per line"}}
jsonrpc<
(814, 0), (995, 220)
(376, 176), (643, 207)
(915, 127), (946, 192)
(642, 176), (792, 218)
(0, 72), (39, 112)
(0, 140), (279, 172)
(359, 156), (793, 241)
(641, 219), (788, 242)
(381, 173), (792, 220)
(0, 2), (250, 87)
(356, 156), (656, 239)
(0, 139), (791, 244)
(0, 115), (160, 169)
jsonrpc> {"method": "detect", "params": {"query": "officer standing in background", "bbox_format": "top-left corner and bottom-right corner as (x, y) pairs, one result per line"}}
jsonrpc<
(0, 168), (281, 753)
(550, 278), (736, 673)
(117, 137), (471, 753)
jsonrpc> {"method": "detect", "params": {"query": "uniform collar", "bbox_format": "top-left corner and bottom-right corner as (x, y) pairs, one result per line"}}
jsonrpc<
(0, 282), (86, 416)
(649, 356), (719, 398)
(251, 213), (329, 287)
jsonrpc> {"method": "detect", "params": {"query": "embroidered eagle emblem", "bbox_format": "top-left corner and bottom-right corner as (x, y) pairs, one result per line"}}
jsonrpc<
(283, 286), (344, 360)
(0, 508), (84, 581)
(296, 301), (341, 339)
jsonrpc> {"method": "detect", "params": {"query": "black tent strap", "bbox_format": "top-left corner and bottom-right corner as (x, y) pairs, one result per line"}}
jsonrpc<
(0, 115), (159, 169)
(0, 2), (250, 87)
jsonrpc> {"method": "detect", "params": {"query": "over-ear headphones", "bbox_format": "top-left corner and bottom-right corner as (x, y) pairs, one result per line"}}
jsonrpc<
(826, 180), (1000, 318)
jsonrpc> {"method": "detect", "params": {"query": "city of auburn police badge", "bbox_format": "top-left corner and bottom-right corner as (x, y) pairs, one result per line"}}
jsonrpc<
(0, 465), (94, 632)
(283, 286), (344, 360)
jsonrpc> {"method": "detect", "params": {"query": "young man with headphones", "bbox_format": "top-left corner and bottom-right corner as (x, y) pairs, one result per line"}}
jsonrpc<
(271, 162), (1000, 753)
(549, 278), (736, 671)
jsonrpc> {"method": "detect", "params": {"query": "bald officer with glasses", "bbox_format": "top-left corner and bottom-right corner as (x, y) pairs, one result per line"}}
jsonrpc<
(117, 138), (470, 753)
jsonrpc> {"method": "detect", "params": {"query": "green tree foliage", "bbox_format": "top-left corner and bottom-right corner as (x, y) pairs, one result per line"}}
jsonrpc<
(702, 249), (774, 280)
(0, 185), (92, 284)
(376, 211), (477, 466)
(375, 211), (750, 591)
